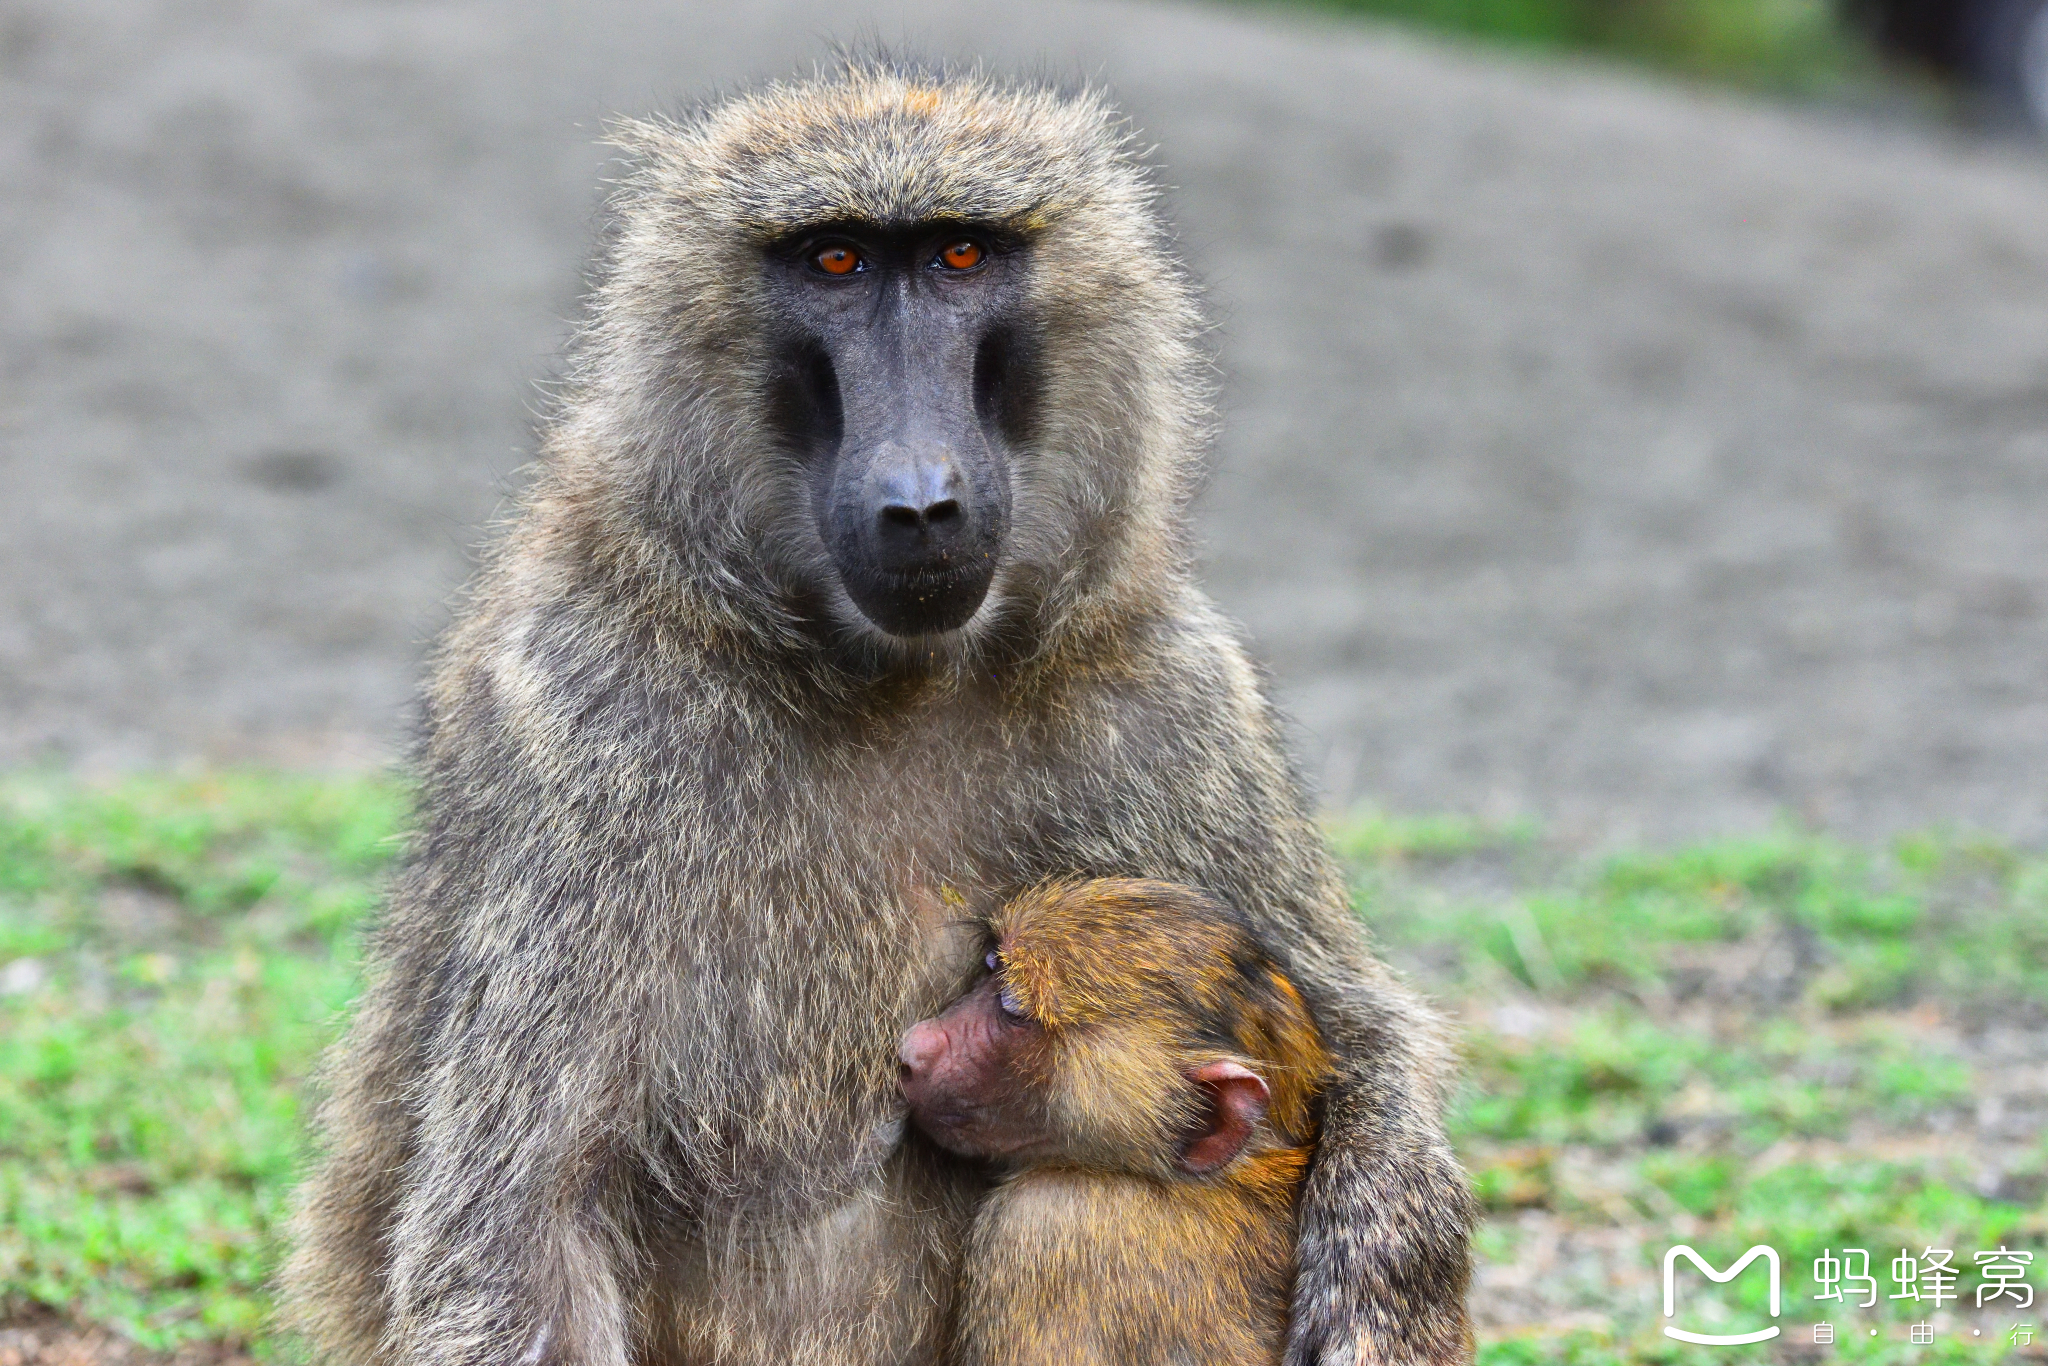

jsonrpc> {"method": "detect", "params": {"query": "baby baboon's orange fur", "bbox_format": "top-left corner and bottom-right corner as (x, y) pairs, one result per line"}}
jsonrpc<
(900, 879), (1333, 1365)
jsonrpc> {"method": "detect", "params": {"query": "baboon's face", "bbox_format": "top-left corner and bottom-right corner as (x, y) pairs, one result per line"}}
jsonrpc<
(763, 222), (1035, 638)
(897, 970), (1059, 1163)
(897, 941), (1261, 1178)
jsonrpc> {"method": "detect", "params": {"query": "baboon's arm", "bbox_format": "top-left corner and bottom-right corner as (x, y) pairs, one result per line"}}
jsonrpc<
(1282, 974), (1476, 1366)
(378, 917), (644, 1366)
(1113, 638), (1476, 1366)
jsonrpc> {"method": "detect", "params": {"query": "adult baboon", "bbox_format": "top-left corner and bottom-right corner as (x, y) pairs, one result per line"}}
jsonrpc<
(287, 64), (1473, 1366)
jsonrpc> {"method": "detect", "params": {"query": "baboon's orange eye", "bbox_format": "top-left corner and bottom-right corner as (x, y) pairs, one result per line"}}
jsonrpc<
(813, 245), (862, 275)
(939, 240), (984, 270)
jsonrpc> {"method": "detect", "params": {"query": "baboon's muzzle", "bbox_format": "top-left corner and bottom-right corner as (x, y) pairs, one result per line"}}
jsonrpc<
(811, 284), (1011, 638)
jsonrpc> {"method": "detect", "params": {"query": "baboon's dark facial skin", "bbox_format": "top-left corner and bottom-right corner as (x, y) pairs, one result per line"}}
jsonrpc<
(764, 223), (1034, 637)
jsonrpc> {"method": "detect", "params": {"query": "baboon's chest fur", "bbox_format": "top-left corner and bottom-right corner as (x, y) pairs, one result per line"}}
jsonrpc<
(440, 611), (1244, 1211)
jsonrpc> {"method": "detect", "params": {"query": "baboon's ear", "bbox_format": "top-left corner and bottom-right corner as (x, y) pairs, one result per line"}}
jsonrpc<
(1177, 1061), (1270, 1175)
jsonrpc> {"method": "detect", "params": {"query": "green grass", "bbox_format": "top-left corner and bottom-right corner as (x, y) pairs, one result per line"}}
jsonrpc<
(1265, 0), (1873, 93)
(1357, 819), (2048, 1011)
(2, 778), (2044, 1361)
(1345, 812), (2048, 1363)
(0, 775), (405, 1353)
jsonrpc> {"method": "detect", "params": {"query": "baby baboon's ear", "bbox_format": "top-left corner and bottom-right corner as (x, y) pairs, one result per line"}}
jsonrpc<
(1177, 1061), (1270, 1175)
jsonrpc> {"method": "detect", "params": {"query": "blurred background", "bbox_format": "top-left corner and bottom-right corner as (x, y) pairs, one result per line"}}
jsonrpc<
(3, 2), (2048, 1363)
(5, 0), (2048, 844)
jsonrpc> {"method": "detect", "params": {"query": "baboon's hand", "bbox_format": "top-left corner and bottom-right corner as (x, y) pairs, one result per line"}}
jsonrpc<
(1283, 1096), (1475, 1366)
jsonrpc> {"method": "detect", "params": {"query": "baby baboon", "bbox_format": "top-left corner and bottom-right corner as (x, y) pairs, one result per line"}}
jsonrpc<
(898, 878), (1333, 1366)
(287, 62), (1472, 1366)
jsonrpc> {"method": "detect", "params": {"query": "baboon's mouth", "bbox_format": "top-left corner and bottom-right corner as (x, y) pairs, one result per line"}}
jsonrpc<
(840, 561), (995, 637)
(902, 1104), (984, 1156)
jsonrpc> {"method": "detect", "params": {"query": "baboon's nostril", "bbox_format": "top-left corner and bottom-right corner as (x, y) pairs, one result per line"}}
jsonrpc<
(877, 499), (966, 540)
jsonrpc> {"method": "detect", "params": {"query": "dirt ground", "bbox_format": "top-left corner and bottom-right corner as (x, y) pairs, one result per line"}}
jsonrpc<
(1464, 995), (2048, 1342)
(4, 0), (2048, 844)
(0, 1310), (249, 1366)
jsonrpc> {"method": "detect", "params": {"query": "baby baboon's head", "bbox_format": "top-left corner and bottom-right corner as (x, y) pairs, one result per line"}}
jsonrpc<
(898, 879), (1329, 1182)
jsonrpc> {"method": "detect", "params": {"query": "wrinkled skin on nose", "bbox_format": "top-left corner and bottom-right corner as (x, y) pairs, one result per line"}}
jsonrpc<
(897, 975), (1049, 1161)
(817, 281), (1010, 636)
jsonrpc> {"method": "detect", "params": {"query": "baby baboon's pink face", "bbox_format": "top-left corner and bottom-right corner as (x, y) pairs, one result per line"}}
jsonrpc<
(896, 943), (1272, 1179)
(896, 967), (1054, 1162)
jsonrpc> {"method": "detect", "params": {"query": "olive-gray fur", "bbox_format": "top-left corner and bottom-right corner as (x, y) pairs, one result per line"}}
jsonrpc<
(284, 62), (1474, 1366)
